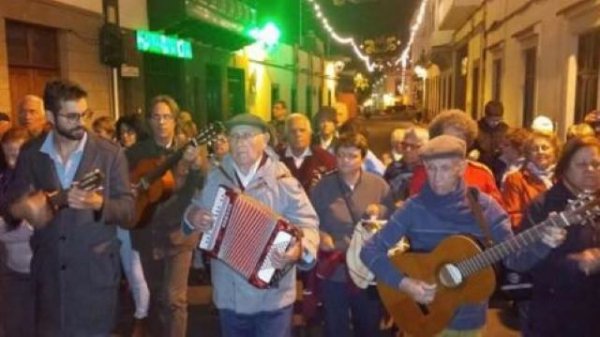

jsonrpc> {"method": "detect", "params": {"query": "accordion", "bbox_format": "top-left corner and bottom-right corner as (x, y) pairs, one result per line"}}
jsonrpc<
(199, 185), (301, 288)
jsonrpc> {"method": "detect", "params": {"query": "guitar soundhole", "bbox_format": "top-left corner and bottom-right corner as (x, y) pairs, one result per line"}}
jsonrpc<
(438, 263), (463, 288)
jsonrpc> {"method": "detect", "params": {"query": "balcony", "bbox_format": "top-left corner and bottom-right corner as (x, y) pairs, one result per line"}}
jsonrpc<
(148, 0), (257, 51)
(430, 30), (454, 48)
(437, 0), (481, 30)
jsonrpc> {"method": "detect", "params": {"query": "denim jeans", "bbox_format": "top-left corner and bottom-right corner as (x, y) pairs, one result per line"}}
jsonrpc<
(321, 279), (383, 337)
(218, 305), (293, 337)
(117, 228), (150, 319)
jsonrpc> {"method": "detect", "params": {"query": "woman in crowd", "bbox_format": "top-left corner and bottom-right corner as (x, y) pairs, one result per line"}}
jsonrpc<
(114, 114), (151, 336)
(519, 136), (600, 337)
(493, 127), (529, 188)
(310, 133), (392, 337)
(0, 127), (34, 337)
(502, 131), (561, 229)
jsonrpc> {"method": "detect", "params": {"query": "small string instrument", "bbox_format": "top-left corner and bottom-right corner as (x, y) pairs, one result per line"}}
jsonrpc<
(130, 123), (223, 227)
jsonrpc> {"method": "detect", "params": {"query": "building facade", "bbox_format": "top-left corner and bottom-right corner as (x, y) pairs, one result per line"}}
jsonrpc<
(411, 0), (600, 136)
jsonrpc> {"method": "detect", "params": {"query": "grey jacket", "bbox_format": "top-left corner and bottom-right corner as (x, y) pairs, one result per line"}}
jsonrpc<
(7, 133), (134, 336)
(188, 153), (319, 314)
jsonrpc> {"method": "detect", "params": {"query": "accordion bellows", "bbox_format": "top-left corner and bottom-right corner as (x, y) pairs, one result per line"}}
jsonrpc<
(199, 185), (300, 288)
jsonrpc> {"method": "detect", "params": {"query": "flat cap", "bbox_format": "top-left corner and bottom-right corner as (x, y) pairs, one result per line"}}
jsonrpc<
(225, 113), (268, 132)
(419, 135), (466, 160)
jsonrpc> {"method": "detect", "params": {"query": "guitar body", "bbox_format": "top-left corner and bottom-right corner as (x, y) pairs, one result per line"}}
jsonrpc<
(377, 235), (496, 337)
(130, 157), (175, 227)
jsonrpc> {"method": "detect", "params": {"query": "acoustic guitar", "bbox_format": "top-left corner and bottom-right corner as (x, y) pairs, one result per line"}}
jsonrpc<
(129, 123), (223, 227)
(377, 195), (600, 337)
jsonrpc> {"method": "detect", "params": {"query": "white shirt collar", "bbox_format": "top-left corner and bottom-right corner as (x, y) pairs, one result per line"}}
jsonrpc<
(392, 150), (403, 162)
(232, 156), (263, 188)
(284, 147), (312, 168)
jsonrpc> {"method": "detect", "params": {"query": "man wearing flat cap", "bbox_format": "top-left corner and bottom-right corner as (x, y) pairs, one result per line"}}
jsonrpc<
(183, 113), (319, 337)
(361, 135), (566, 336)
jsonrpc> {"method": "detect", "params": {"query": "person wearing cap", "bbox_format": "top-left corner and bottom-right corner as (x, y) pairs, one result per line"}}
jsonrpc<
(530, 115), (555, 135)
(125, 95), (207, 337)
(361, 135), (567, 336)
(312, 106), (339, 153)
(474, 101), (509, 170)
(184, 113), (319, 337)
(408, 109), (504, 206)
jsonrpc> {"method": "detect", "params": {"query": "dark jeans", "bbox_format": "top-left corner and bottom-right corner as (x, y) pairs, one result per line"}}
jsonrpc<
(1, 269), (34, 337)
(219, 305), (293, 337)
(321, 279), (382, 337)
(142, 249), (193, 337)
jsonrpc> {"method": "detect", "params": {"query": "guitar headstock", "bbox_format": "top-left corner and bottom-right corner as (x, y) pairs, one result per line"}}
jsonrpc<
(77, 169), (104, 191)
(562, 193), (600, 226)
(193, 122), (225, 146)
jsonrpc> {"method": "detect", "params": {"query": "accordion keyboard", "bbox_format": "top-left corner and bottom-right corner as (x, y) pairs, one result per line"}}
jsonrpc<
(199, 187), (228, 250)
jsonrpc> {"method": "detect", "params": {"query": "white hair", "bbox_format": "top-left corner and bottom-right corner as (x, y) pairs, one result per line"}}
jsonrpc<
(284, 113), (312, 135)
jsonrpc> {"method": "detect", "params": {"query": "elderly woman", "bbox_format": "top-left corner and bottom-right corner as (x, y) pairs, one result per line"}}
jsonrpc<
(502, 132), (561, 229)
(519, 136), (600, 337)
(310, 132), (392, 337)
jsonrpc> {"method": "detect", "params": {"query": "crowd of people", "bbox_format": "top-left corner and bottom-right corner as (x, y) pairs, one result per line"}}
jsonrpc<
(0, 78), (598, 337)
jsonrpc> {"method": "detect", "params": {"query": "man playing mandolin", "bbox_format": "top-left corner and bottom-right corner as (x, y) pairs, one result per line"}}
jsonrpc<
(5, 79), (134, 336)
(361, 135), (567, 337)
(126, 95), (207, 337)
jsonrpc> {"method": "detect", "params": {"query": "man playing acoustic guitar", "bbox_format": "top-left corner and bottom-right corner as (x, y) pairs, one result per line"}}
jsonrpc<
(361, 135), (567, 337)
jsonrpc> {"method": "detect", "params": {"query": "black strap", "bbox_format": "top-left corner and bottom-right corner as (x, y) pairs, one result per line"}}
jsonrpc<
(466, 188), (494, 248)
(335, 173), (361, 224)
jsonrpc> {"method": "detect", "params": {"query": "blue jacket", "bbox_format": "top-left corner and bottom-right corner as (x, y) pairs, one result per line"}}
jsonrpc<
(361, 181), (549, 330)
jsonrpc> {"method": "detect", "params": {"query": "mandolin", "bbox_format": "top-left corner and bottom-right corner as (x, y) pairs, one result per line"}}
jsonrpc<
(129, 122), (223, 227)
(377, 194), (600, 337)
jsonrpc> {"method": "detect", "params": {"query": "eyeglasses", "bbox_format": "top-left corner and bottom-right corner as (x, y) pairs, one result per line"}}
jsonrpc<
(58, 110), (93, 122)
(150, 114), (175, 122)
(573, 161), (600, 171)
(228, 132), (261, 143)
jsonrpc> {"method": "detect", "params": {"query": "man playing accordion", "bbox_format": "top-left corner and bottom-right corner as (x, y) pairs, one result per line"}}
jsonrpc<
(183, 113), (319, 337)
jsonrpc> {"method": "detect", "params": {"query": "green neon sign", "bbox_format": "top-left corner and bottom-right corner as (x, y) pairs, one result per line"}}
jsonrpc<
(136, 30), (193, 59)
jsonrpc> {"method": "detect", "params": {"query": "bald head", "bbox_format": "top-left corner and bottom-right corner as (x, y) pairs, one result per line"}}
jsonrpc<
(18, 95), (46, 137)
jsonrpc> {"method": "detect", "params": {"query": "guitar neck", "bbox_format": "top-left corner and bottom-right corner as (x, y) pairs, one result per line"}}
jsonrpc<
(458, 214), (569, 277)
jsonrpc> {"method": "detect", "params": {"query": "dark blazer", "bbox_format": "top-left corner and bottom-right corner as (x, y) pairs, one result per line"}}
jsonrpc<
(7, 132), (134, 336)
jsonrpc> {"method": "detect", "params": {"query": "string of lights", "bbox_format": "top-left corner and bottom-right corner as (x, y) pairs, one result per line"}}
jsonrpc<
(305, 0), (429, 78)
(304, 0), (378, 72)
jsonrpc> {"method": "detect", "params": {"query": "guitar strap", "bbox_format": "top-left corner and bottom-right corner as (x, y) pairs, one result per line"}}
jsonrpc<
(466, 187), (494, 248)
(335, 172), (361, 225)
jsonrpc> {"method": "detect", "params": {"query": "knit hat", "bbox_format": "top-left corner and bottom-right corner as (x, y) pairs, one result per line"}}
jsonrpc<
(531, 115), (554, 135)
(419, 135), (466, 160)
(225, 113), (269, 132)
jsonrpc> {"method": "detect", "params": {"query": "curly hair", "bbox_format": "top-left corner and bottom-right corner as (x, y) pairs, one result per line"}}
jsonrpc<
(335, 132), (369, 158)
(428, 109), (478, 148)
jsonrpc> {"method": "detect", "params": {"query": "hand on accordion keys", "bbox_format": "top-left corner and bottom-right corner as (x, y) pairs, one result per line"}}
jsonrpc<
(185, 204), (214, 232)
(270, 237), (303, 269)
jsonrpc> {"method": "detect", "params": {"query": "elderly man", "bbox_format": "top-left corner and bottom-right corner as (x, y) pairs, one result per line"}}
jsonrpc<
(384, 126), (429, 203)
(361, 135), (566, 337)
(184, 113), (319, 337)
(17, 95), (49, 137)
(277, 113), (336, 192)
(409, 109), (503, 205)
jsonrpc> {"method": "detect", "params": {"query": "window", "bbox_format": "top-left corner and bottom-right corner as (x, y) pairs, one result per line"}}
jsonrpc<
(523, 48), (537, 128)
(575, 29), (600, 122)
(492, 59), (502, 101)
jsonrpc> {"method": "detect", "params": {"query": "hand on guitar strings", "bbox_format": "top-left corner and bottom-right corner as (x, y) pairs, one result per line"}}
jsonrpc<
(181, 145), (204, 170)
(68, 186), (104, 210)
(271, 238), (303, 269)
(569, 248), (600, 276)
(185, 205), (213, 232)
(539, 223), (567, 248)
(399, 277), (437, 305)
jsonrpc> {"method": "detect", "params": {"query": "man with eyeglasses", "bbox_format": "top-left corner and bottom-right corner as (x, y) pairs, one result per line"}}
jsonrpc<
(183, 113), (319, 337)
(5, 79), (134, 336)
(384, 126), (429, 204)
(125, 95), (206, 337)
